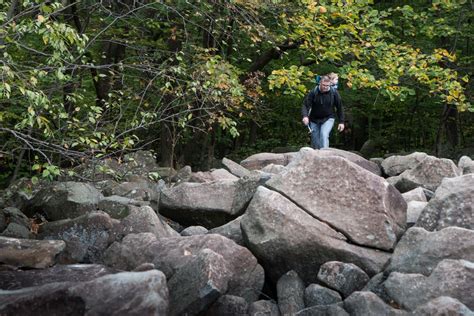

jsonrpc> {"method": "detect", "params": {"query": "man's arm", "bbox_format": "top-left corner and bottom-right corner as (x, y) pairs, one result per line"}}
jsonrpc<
(334, 91), (345, 132)
(301, 91), (313, 125)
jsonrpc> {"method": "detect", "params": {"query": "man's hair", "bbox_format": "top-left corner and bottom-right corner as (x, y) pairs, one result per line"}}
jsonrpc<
(320, 76), (331, 83)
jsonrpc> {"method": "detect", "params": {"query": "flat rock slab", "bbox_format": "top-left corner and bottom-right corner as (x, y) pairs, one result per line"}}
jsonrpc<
(240, 152), (295, 170)
(0, 264), (117, 290)
(0, 236), (65, 269)
(0, 270), (169, 315)
(265, 149), (406, 251)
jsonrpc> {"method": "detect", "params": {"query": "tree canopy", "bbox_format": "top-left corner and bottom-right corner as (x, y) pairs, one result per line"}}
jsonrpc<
(0, 0), (472, 186)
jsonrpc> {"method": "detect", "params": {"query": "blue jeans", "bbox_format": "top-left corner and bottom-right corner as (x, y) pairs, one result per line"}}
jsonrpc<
(309, 118), (335, 149)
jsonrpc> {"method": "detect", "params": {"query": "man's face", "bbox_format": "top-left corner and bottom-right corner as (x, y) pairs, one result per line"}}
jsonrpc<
(319, 81), (331, 93)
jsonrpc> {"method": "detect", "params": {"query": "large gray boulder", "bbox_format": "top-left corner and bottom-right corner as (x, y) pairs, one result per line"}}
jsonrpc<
(0, 236), (65, 269)
(116, 205), (179, 239)
(265, 149), (406, 251)
(38, 211), (118, 263)
(416, 174), (474, 231)
(381, 152), (428, 177)
(0, 270), (169, 315)
(384, 259), (474, 311)
(159, 180), (244, 228)
(103, 233), (264, 302)
(0, 264), (117, 290)
(317, 261), (370, 298)
(167, 249), (231, 315)
(385, 227), (474, 276)
(25, 182), (103, 221)
(241, 187), (391, 284)
(392, 156), (460, 192)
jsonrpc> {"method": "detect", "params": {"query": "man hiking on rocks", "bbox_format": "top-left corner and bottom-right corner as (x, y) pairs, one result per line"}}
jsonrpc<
(301, 75), (345, 149)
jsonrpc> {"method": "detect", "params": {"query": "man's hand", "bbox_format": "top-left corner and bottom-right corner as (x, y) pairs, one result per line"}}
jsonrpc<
(302, 117), (309, 126)
(337, 123), (345, 132)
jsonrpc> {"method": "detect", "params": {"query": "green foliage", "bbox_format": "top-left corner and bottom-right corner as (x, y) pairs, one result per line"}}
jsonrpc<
(0, 0), (472, 186)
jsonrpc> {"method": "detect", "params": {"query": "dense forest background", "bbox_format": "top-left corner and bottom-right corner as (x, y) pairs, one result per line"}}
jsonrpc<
(0, 0), (472, 187)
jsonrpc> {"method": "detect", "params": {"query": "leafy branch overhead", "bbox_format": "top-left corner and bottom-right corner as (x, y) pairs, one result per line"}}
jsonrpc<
(0, 0), (472, 184)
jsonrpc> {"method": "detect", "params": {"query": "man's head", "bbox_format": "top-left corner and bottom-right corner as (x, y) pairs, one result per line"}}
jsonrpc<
(319, 76), (331, 93)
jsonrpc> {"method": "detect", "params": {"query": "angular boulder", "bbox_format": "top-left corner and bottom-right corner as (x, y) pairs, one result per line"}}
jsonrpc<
(241, 187), (391, 284)
(265, 149), (406, 251)
(0, 236), (65, 269)
(304, 284), (342, 307)
(222, 157), (251, 178)
(381, 152), (428, 177)
(25, 182), (103, 221)
(384, 259), (474, 311)
(167, 249), (231, 315)
(393, 156), (460, 192)
(416, 174), (474, 231)
(116, 205), (179, 239)
(317, 261), (370, 298)
(385, 227), (474, 276)
(277, 270), (305, 315)
(159, 180), (241, 228)
(103, 233), (264, 302)
(38, 211), (118, 263)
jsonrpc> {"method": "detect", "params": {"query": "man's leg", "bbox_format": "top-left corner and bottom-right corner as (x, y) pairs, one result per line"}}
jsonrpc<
(320, 118), (335, 148)
(309, 121), (319, 149)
